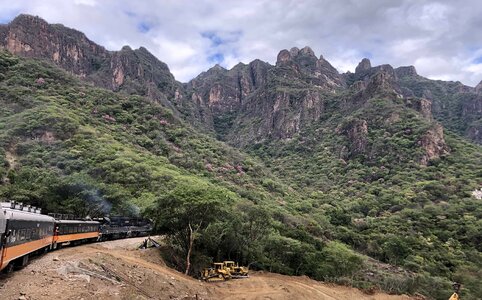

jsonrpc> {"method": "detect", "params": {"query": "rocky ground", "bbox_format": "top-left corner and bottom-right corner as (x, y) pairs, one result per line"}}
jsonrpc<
(0, 237), (414, 300)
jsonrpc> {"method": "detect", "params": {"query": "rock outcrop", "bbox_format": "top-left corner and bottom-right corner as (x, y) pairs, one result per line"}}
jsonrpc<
(475, 80), (482, 94)
(419, 124), (449, 165)
(355, 58), (371, 74)
(403, 97), (432, 119)
(0, 14), (107, 76)
(394, 66), (418, 78)
(337, 119), (369, 158)
(275, 46), (344, 89)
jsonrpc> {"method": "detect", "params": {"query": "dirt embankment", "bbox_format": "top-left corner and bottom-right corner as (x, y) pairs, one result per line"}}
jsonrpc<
(0, 237), (414, 300)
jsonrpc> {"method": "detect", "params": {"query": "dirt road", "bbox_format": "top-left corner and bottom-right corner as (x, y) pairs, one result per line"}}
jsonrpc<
(0, 237), (413, 300)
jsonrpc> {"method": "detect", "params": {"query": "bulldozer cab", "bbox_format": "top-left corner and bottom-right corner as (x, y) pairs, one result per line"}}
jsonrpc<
(223, 261), (236, 268)
(214, 263), (224, 270)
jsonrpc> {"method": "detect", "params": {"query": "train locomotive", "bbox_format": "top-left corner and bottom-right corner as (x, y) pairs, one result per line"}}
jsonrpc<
(0, 201), (152, 272)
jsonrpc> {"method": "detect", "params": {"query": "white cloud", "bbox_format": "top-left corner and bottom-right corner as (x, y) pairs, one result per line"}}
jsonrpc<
(0, 0), (481, 86)
(73, 0), (97, 7)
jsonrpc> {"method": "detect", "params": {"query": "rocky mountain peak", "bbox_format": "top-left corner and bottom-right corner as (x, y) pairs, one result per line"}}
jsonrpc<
(289, 47), (300, 56)
(212, 63), (226, 71)
(299, 46), (316, 57)
(276, 49), (292, 65)
(355, 58), (371, 73)
(276, 46), (343, 88)
(394, 66), (418, 78)
(120, 45), (133, 52)
(476, 80), (482, 94)
(277, 46), (317, 64)
(0, 14), (107, 76)
(8, 14), (46, 26)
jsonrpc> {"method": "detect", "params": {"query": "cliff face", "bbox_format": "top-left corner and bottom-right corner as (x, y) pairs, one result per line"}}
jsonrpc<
(0, 14), (108, 76)
(186, 49), (454, 165)
(187, 47), (344, 143)
(393, 65), (481, 144)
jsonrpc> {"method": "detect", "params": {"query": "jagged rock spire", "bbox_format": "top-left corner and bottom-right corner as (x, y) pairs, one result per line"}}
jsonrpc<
(355, 58), (371, 73)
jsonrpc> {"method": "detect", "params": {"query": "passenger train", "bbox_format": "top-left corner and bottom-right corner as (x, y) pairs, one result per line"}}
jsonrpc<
(0, 201), (152, 273)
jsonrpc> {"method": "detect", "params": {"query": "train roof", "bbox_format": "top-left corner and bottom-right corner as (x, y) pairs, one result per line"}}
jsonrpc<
(55, 220), (100, 225)
(2, 208), (56, 222)
(1, 202), (54, 222)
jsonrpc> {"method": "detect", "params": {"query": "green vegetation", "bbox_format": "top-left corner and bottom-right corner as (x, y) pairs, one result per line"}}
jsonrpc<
(0, 50), (480, 299)
(247, 89), (482, 298)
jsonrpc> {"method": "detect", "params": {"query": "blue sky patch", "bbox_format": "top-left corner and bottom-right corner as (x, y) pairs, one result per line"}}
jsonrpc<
(201, 30), (242, 47)
(208, 53), (224, 64)
(201, 31), (224, 47)
(473, 56), (482, 64)
(0, 10), (21, 24)
(137, 22), (151, 33)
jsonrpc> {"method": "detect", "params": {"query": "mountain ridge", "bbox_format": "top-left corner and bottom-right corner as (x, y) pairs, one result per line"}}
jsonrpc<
(0, 14), (481, 299)
(1, 15), (480, 144)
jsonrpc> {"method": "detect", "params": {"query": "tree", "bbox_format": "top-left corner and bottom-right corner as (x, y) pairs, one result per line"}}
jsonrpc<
(318, 241), (364, 279)
(151, 178), (235, 275)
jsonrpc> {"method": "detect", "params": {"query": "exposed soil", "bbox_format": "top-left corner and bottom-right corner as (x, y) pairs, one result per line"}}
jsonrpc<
(0, 237), (414, 300)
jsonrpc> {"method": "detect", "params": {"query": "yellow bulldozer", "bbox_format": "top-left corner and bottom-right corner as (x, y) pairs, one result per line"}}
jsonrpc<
(201, 261), (249, 282)
(223, 261), (249, 278)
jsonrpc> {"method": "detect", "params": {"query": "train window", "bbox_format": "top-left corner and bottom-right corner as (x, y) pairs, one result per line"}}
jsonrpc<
(19, 229), (25, 241)
(8, 230), (15, 244)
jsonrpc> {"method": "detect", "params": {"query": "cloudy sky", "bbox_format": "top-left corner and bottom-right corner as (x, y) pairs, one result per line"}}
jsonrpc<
(1, 0), (481, 86)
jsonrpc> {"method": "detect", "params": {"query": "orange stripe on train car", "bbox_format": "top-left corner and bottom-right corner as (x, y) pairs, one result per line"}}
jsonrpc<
(0, 236), (53, 271)
(54, 231), (99, 243)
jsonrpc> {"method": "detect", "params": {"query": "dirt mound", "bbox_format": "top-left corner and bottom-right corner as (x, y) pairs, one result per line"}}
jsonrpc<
(0, 237), (414, 300)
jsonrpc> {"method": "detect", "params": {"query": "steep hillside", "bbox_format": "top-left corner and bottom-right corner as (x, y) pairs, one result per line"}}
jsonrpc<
(0, 50), (298, 215)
